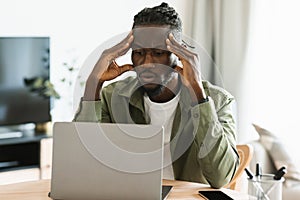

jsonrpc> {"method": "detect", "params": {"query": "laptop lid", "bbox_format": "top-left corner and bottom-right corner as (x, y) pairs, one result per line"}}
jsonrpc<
(50, 122), (165, 200)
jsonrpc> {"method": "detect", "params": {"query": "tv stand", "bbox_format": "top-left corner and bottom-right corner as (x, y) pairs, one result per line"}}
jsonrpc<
(0, 123), (38, 140)
(0, 131), (23, 140)
(0, 132), (52, 185)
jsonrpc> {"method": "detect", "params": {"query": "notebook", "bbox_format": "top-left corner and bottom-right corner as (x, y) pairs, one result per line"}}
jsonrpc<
(49, 122), (171, 200)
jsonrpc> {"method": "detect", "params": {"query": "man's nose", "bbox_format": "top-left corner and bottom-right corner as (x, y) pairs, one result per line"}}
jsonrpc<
(142, 52), (155, 68)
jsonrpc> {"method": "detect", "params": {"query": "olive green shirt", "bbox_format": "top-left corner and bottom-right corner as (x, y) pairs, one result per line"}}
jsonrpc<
(74, 77), (239, 188)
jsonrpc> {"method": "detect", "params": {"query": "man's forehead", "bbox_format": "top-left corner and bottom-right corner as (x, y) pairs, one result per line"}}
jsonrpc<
(132, 27), (172, 50)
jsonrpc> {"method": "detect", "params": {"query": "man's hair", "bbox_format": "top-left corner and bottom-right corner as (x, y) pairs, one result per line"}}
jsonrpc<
(133, 2), (182, 33)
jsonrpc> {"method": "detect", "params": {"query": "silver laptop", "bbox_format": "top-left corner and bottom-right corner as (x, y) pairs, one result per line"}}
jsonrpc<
(50, 122), (170, 200)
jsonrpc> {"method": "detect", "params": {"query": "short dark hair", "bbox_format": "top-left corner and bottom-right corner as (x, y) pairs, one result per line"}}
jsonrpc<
(133, 2), (182, 33)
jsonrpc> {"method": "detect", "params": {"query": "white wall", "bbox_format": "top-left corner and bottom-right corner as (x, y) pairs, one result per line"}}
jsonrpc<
(0, 0), (192, 121)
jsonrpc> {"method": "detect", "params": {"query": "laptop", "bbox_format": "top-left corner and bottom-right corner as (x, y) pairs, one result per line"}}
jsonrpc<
(49, 122), (172, 200)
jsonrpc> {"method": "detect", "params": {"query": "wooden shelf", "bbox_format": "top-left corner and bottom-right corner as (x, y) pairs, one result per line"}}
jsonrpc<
(0, 134), (53, 185)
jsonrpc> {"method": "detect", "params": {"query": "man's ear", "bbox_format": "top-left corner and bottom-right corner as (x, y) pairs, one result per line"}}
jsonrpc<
(171, 52), (181, 62)
(170, 53), (179, 66)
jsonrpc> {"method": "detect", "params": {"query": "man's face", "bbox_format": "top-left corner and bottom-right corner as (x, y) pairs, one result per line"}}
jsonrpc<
(131, 26), (178, 95)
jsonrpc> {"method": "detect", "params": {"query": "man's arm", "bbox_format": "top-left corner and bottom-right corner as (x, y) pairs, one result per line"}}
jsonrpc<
(73, 32), (134, 121)
(166, 33), (238, 188)
(73, 99), (102, 122)
(194, 94), (238, 188)
(73, 90), (113, 122)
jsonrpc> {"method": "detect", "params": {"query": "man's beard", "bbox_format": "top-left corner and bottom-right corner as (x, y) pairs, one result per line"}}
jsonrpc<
(142, 84), (164, 97)
(141, 72), (175, 97)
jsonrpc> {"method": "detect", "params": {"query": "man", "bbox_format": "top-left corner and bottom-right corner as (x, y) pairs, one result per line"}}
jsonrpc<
(75, 2), (239, 188)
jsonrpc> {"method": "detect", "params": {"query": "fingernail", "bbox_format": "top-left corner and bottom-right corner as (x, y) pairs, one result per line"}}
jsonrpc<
(167, 45), (170, 49)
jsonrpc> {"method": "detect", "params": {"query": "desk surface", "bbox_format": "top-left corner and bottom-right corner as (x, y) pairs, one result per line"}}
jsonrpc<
(0, 179), (249, 199)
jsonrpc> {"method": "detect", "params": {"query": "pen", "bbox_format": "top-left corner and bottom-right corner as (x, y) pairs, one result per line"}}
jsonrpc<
(253, 163), (270, 200)
(244, 168), (270, 200)
(274, 166), (286, 180)
(256, 163), (262, 180)
(244, 168), (254, 179)
(262, 166), (286, 197)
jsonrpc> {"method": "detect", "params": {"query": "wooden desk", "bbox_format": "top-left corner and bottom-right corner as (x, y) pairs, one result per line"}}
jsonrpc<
(0, 179), (249, 199)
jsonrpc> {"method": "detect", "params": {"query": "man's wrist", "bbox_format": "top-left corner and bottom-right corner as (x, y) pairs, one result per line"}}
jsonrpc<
(83, 77), (103, 101)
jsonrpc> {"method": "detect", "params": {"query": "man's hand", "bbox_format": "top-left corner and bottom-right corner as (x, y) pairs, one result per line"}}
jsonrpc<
(166, 33), (207, 105)
(91, 31), (134, 82)
(83, 31), (134, 101)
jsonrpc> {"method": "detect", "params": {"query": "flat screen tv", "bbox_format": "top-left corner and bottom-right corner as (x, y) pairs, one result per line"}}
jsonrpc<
(0, 37), (51, 138)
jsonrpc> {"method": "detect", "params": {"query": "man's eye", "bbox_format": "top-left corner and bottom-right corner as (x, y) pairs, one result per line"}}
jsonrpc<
(133, 50), (144, 56)
(153, 50), (165, 56)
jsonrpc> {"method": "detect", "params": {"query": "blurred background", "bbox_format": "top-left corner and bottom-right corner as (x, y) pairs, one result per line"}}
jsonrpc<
(1, 0), (300, 167)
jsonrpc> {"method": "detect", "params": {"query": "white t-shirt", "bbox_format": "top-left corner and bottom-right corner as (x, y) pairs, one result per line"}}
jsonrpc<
(144, 92), (180, 180)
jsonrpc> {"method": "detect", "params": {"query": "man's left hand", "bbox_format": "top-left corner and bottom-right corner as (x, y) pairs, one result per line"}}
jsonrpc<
(166, 33), (207, 105)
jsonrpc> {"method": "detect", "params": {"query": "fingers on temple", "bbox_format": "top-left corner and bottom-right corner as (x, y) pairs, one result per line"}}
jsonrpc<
(167, 34), (196, 60)
(111, 31), (134, 58)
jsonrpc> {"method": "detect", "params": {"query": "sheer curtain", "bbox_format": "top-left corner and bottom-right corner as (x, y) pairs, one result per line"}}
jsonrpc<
(190, 0), (300, 166)
(248, 0), (300, 166)
(190, 0), (253, 142)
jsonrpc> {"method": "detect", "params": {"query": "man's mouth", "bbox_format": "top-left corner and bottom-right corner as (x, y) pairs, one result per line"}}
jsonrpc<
(138, 71), (157, 83)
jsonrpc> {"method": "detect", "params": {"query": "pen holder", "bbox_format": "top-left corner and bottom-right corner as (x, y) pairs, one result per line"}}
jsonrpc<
(248, 174), (284, 200)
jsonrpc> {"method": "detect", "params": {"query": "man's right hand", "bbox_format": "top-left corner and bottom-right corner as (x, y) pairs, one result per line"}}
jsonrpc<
(83, 31), (134, 101)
